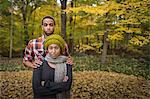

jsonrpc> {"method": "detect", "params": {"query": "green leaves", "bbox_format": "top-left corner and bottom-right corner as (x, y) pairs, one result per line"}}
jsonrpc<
(0, 0), (11, 11)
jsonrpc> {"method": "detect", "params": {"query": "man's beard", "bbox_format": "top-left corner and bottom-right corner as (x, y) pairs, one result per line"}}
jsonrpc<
(44, 30), (54, 36)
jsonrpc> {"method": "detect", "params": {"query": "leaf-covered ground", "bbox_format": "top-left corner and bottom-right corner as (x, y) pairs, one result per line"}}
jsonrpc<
(0, 71), (149, 98)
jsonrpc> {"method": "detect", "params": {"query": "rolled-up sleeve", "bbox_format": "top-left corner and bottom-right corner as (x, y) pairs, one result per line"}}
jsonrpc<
(23, 40), (33, 62)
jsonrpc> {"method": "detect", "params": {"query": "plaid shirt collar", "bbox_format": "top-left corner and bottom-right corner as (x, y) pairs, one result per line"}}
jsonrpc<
(41, 34), (45, 43)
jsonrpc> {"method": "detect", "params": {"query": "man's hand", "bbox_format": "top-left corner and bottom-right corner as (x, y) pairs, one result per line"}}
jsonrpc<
(66, 56), (73, 65)
(23, 59), (42, 69)
(63, 76), (69, 82)
(32, 59), (43, 68)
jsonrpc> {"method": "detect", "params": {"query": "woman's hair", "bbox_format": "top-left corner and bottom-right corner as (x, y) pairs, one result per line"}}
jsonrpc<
(41, 16), (55, 25)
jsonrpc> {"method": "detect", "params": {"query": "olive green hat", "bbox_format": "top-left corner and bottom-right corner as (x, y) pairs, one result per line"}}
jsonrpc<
(44, 34), (66, 52)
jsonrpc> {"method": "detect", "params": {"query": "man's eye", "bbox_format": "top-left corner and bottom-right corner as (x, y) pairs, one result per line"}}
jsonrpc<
(43, 23), (48, 26)
(49, 23), (53, 26)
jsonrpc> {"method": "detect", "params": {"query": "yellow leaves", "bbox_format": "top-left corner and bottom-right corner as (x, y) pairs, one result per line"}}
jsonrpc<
(98, 31), (104, 36)
(84, 34), (95, 39)
(115, 27), (129, 32)
(129, 28), (141, 34)
(72, 16), (81, 22)
(72, 71), (149, 98)
(129, 36), (149, 46)
(66, 6), (108, 15)
(115, 24), (141, 34)
(66, 1), (121, 16)
(85, 6), (107, 15)
(91, 42), (102, 49)
(108, 33), (124, 41)
(75, 34), (102, 53)
(117, 27), (141, 34)
(0, 71), (149, 98)
(75, 43), (102, 54)
(105, 1), (121, 11)
(119, 19), (141, 25)
(85, 19), (97, 26)
(126, 18), (140, 24)
(33, 4), (60, 22)
(75, 44), (95, 53)
(0, 71), (33, 98)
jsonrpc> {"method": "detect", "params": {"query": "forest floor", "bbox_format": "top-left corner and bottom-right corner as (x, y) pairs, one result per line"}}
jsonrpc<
(0, 71), (149, 98)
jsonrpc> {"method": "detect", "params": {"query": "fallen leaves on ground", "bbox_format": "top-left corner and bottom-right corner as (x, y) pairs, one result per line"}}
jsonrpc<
(0, 71), (149, 98)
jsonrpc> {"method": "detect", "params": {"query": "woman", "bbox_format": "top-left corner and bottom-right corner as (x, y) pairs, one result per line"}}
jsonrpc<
(32, 34), (72, 99)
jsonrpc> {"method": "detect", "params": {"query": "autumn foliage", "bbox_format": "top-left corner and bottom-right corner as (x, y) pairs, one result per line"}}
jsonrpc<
(0, 71), (149, 98)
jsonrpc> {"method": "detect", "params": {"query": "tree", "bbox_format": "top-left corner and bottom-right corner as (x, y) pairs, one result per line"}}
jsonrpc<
(0, 0), (57, 57)
(13, 0), (50, 45)
(66, 0), (150, 63)
(68, 0), (74, 54)
(0, 0), (12, 57)
(60, 0), (67, 41)
(9, 0), (13, 58)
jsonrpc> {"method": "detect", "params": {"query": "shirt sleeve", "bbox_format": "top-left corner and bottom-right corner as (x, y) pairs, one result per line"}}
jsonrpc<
(32, 64), (72, 96)
(23, 40), (33, 62)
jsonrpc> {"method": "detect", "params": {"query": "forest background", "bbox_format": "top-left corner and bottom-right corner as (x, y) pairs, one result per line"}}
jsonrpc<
(0, 0), (150, 98)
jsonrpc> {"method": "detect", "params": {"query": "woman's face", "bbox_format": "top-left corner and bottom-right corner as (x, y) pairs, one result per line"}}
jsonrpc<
(48, 44), (61, 58)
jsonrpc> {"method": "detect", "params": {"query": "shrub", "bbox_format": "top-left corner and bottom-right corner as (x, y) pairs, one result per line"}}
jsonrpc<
(73, 55), (150, 79)
(0, 58), (30, 71)
(0, 55), (149, 79)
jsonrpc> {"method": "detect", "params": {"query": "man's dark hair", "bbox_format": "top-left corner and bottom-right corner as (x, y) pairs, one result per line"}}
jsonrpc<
(41, 16), (55, 25)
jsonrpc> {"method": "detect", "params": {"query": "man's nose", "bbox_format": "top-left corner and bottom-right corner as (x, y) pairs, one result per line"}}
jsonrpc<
(47, 25), (51, 29)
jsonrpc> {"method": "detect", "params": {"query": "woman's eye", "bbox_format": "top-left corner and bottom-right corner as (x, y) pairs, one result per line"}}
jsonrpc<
(49, 47), (53, 50)
(55, 46), (59, 49)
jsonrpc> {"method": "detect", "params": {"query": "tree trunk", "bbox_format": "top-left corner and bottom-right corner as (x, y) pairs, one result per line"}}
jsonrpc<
(21, 1), (29, 45)
(23, 19), (29, 45)
(68, 0), (74, 54)
(101, 31), (108, 64)
(9, 0), (13, 58)
(101, 13), (109, 64)
(61, 11), (67, 41)
(60, 0), (67, 41)
(31, 12), (36, 38)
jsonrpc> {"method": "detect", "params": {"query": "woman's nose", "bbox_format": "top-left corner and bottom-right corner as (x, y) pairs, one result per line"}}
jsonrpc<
(52, 48), (55, 53)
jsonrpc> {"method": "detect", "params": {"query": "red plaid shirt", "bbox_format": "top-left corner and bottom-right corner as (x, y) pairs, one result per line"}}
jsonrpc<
(24, 35), (47, 62)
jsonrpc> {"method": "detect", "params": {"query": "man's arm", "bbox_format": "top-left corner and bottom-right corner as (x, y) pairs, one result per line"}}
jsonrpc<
(23, 60), (37, 68)
(64, 43), (73, 65)
(23, 40), (42, 68)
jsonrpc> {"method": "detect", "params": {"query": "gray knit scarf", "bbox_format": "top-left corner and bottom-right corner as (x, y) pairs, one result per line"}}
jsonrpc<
(45, 54), (70, 99)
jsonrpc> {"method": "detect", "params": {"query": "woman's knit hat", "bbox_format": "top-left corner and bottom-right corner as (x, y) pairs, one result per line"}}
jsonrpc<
(44, 34), (66, 52)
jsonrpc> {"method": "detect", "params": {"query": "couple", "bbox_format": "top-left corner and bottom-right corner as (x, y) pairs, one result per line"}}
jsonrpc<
(23, 16), (73, 99)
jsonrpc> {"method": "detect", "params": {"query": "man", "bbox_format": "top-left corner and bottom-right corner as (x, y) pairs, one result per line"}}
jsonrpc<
(23, 16), (72, 68)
